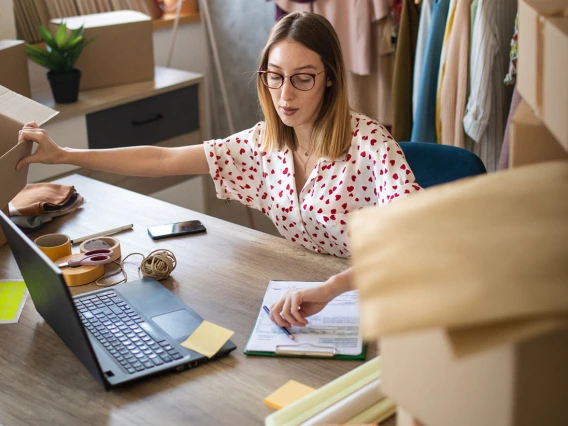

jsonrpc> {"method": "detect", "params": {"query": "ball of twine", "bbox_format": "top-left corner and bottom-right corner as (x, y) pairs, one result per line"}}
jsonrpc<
(95, 249), (177, 287)
(139, 249), (177, 280)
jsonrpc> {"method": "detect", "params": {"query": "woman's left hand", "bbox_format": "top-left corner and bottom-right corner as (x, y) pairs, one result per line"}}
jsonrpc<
(269, 267), (354, 327)
(269, 284), (333, 327)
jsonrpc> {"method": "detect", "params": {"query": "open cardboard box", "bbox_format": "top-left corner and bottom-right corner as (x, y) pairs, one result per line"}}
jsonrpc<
(543, 16), (568, 150)
(510, 99), (568, 168)
(381, 327), (568, 426)
(0, 40), (31, 98)
(0, 85), (58, 247)
(50, 11), (154, 91)
(518, 0), (568, 149)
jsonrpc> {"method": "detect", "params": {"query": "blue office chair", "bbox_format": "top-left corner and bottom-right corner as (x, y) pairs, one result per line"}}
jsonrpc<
(398, 142), (487, 188)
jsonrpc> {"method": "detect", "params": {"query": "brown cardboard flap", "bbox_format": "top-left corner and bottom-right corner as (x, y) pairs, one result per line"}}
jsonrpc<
(351, 161), (568, 351)
(0, 85), (59, 128)
(0, 85), (59, 157)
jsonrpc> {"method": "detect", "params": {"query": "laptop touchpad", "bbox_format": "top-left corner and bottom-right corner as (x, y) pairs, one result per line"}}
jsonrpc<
(152, 309), (201, 340)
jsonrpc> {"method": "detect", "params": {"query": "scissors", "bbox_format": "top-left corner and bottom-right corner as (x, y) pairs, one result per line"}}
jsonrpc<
(57, 249), (114, 268)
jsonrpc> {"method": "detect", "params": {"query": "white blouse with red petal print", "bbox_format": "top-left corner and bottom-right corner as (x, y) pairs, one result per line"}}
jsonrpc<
(204, 111), (422, 258)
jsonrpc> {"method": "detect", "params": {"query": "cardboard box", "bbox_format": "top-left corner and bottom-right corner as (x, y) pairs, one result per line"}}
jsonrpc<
(0, 40), (31, 98)
(382, 327), (568, 426)
(510, 100), (568, 167)
(517, 0), (568, 116)
(397, 406), (424, 426)
(543, 17), (568, 150)
(50, 11), (154, 91)
(0, 85), (58, 247)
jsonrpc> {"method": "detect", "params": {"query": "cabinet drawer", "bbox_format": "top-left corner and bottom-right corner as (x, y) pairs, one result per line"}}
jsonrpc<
(86, 85), (199, 149)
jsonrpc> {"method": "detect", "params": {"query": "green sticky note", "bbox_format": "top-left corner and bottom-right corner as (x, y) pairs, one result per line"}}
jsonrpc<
(0, 280), (28, 323)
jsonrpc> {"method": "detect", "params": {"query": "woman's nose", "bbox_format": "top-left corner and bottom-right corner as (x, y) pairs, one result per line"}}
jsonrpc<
(280, 78), (295, 100)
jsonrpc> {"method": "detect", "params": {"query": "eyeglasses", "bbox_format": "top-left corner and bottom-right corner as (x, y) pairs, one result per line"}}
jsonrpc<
(257, 69), (326, 91)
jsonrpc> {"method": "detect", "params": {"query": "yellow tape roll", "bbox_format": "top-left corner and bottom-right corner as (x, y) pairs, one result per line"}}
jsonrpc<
(59, 254), (105, 287)
(79, 237), (121, 261)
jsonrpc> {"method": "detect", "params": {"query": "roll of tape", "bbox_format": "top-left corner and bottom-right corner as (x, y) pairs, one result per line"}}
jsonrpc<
(58, 254), (105, 287)
(79, 237), (121, 262)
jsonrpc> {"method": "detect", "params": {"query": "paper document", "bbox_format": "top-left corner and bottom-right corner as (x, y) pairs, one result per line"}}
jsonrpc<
(245, 281), (362, 356)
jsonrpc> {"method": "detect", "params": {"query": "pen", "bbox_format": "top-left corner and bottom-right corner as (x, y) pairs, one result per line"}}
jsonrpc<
(263, 305), (295, 340)
(71, 224), (134, 245)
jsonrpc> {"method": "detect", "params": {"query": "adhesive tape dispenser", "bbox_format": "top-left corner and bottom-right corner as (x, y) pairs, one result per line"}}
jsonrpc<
(58, 237), (122, 287)
(79, 237), (122, 261)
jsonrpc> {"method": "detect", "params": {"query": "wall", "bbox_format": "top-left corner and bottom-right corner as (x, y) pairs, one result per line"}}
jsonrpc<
(0, 0), (16, 39)
(205, 0), (275, 138)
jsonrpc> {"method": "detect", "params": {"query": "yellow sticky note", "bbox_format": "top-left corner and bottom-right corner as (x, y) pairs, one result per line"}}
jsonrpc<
(264, 380), (315, 410)
(181, 320), (235, 358)
(0, 280), (28, 323)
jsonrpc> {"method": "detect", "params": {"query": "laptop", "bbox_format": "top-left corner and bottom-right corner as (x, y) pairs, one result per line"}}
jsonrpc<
(0, 211), (236, 390)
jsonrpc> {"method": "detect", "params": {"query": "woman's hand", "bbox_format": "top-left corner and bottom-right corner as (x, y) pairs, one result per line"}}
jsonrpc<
(269, 267), (354, 327)
(16, 122), (67, 170)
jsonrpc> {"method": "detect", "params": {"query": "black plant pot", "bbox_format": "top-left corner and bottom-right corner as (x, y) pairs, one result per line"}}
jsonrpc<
(47, 69), (81, 104)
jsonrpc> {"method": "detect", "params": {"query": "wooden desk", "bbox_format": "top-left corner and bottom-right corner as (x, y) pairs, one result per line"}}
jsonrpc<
(0, 175), (380, 426)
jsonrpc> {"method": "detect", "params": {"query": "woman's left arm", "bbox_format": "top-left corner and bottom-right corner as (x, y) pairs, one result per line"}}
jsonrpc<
(269, 267), (354, 327)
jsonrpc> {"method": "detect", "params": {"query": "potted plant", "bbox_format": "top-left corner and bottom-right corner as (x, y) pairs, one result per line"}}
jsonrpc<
(26, 23), (94, 104)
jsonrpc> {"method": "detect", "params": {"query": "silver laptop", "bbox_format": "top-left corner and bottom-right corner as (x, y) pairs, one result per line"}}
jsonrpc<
(0, 211), (236, 390)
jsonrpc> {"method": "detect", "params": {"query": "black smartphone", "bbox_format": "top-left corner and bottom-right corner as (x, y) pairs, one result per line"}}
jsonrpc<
(147, 220), (207, 240)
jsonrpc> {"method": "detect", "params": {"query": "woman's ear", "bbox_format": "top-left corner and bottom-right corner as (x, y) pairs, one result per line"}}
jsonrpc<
(326, 79), (333, 87)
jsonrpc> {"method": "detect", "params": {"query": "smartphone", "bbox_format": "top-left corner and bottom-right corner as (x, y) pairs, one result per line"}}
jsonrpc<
(147, 220), (207, 240)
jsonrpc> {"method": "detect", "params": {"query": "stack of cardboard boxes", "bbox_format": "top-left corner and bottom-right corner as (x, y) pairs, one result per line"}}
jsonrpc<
(376, 3), (568, 425)
(0, 10), (156, 247)
(0, 10), (155, 95)
(513, 0), (568, 167)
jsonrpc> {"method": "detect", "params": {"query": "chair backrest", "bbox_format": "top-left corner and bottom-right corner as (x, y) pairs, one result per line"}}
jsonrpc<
(399, 142), (487, 188)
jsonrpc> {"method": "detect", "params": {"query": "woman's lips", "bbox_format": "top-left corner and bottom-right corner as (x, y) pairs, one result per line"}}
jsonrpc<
(280, 106), (298, 116)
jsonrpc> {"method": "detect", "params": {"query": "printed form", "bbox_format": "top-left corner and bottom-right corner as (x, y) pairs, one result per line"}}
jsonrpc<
(245, 281), (362, 356)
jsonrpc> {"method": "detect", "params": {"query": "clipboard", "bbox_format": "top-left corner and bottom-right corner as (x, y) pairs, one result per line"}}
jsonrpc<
(244, 280), (366, 360)
(244, 343), (367, 360)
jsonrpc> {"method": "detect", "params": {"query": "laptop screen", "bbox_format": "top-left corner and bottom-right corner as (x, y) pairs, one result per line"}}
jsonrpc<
(0, 211), (107, 389)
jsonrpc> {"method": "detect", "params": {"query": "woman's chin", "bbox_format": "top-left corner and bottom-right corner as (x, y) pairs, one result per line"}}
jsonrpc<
(278, 113), (299, 128)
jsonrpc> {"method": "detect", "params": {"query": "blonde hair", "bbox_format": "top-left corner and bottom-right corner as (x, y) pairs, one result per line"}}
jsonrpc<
(257, 12), (352, 160)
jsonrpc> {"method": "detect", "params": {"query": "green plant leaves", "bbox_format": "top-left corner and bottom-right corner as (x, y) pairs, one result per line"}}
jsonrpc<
(26, 22), (95, 74)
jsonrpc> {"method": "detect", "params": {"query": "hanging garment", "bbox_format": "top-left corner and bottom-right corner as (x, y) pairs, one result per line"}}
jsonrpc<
(273, 0), (313, 21)
(439, 0), (472, 148)
(412, 0), (434, 120)
(504, 13), (519, 86)
(498, 87), (521, 170)
(435, 0), (457, 143)
(391, 0), (420, 142)
(463, 0), (517, 172)
(463, 0), (480, 153)
(411, 0), (451, 143)
(348, 0), (396, 126)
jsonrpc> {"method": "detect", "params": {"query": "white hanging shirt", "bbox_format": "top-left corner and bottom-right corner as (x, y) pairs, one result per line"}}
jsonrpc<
(204, 112), (422, 258)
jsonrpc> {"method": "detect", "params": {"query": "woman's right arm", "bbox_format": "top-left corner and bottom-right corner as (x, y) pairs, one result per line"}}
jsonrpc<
(16, 122), (210, 177)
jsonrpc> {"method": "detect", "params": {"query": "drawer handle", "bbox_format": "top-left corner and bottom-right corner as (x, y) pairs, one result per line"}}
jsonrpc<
(131, 113), (164, 126)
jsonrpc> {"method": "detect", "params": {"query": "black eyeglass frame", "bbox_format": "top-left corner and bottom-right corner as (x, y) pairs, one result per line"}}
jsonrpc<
(257, 69), (327, 91)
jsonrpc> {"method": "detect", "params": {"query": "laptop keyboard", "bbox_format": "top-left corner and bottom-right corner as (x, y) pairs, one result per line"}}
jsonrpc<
(74, 290), (184, 375)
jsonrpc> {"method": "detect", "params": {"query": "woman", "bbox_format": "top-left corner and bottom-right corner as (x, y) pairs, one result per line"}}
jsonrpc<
(17, 12), (421, 328)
